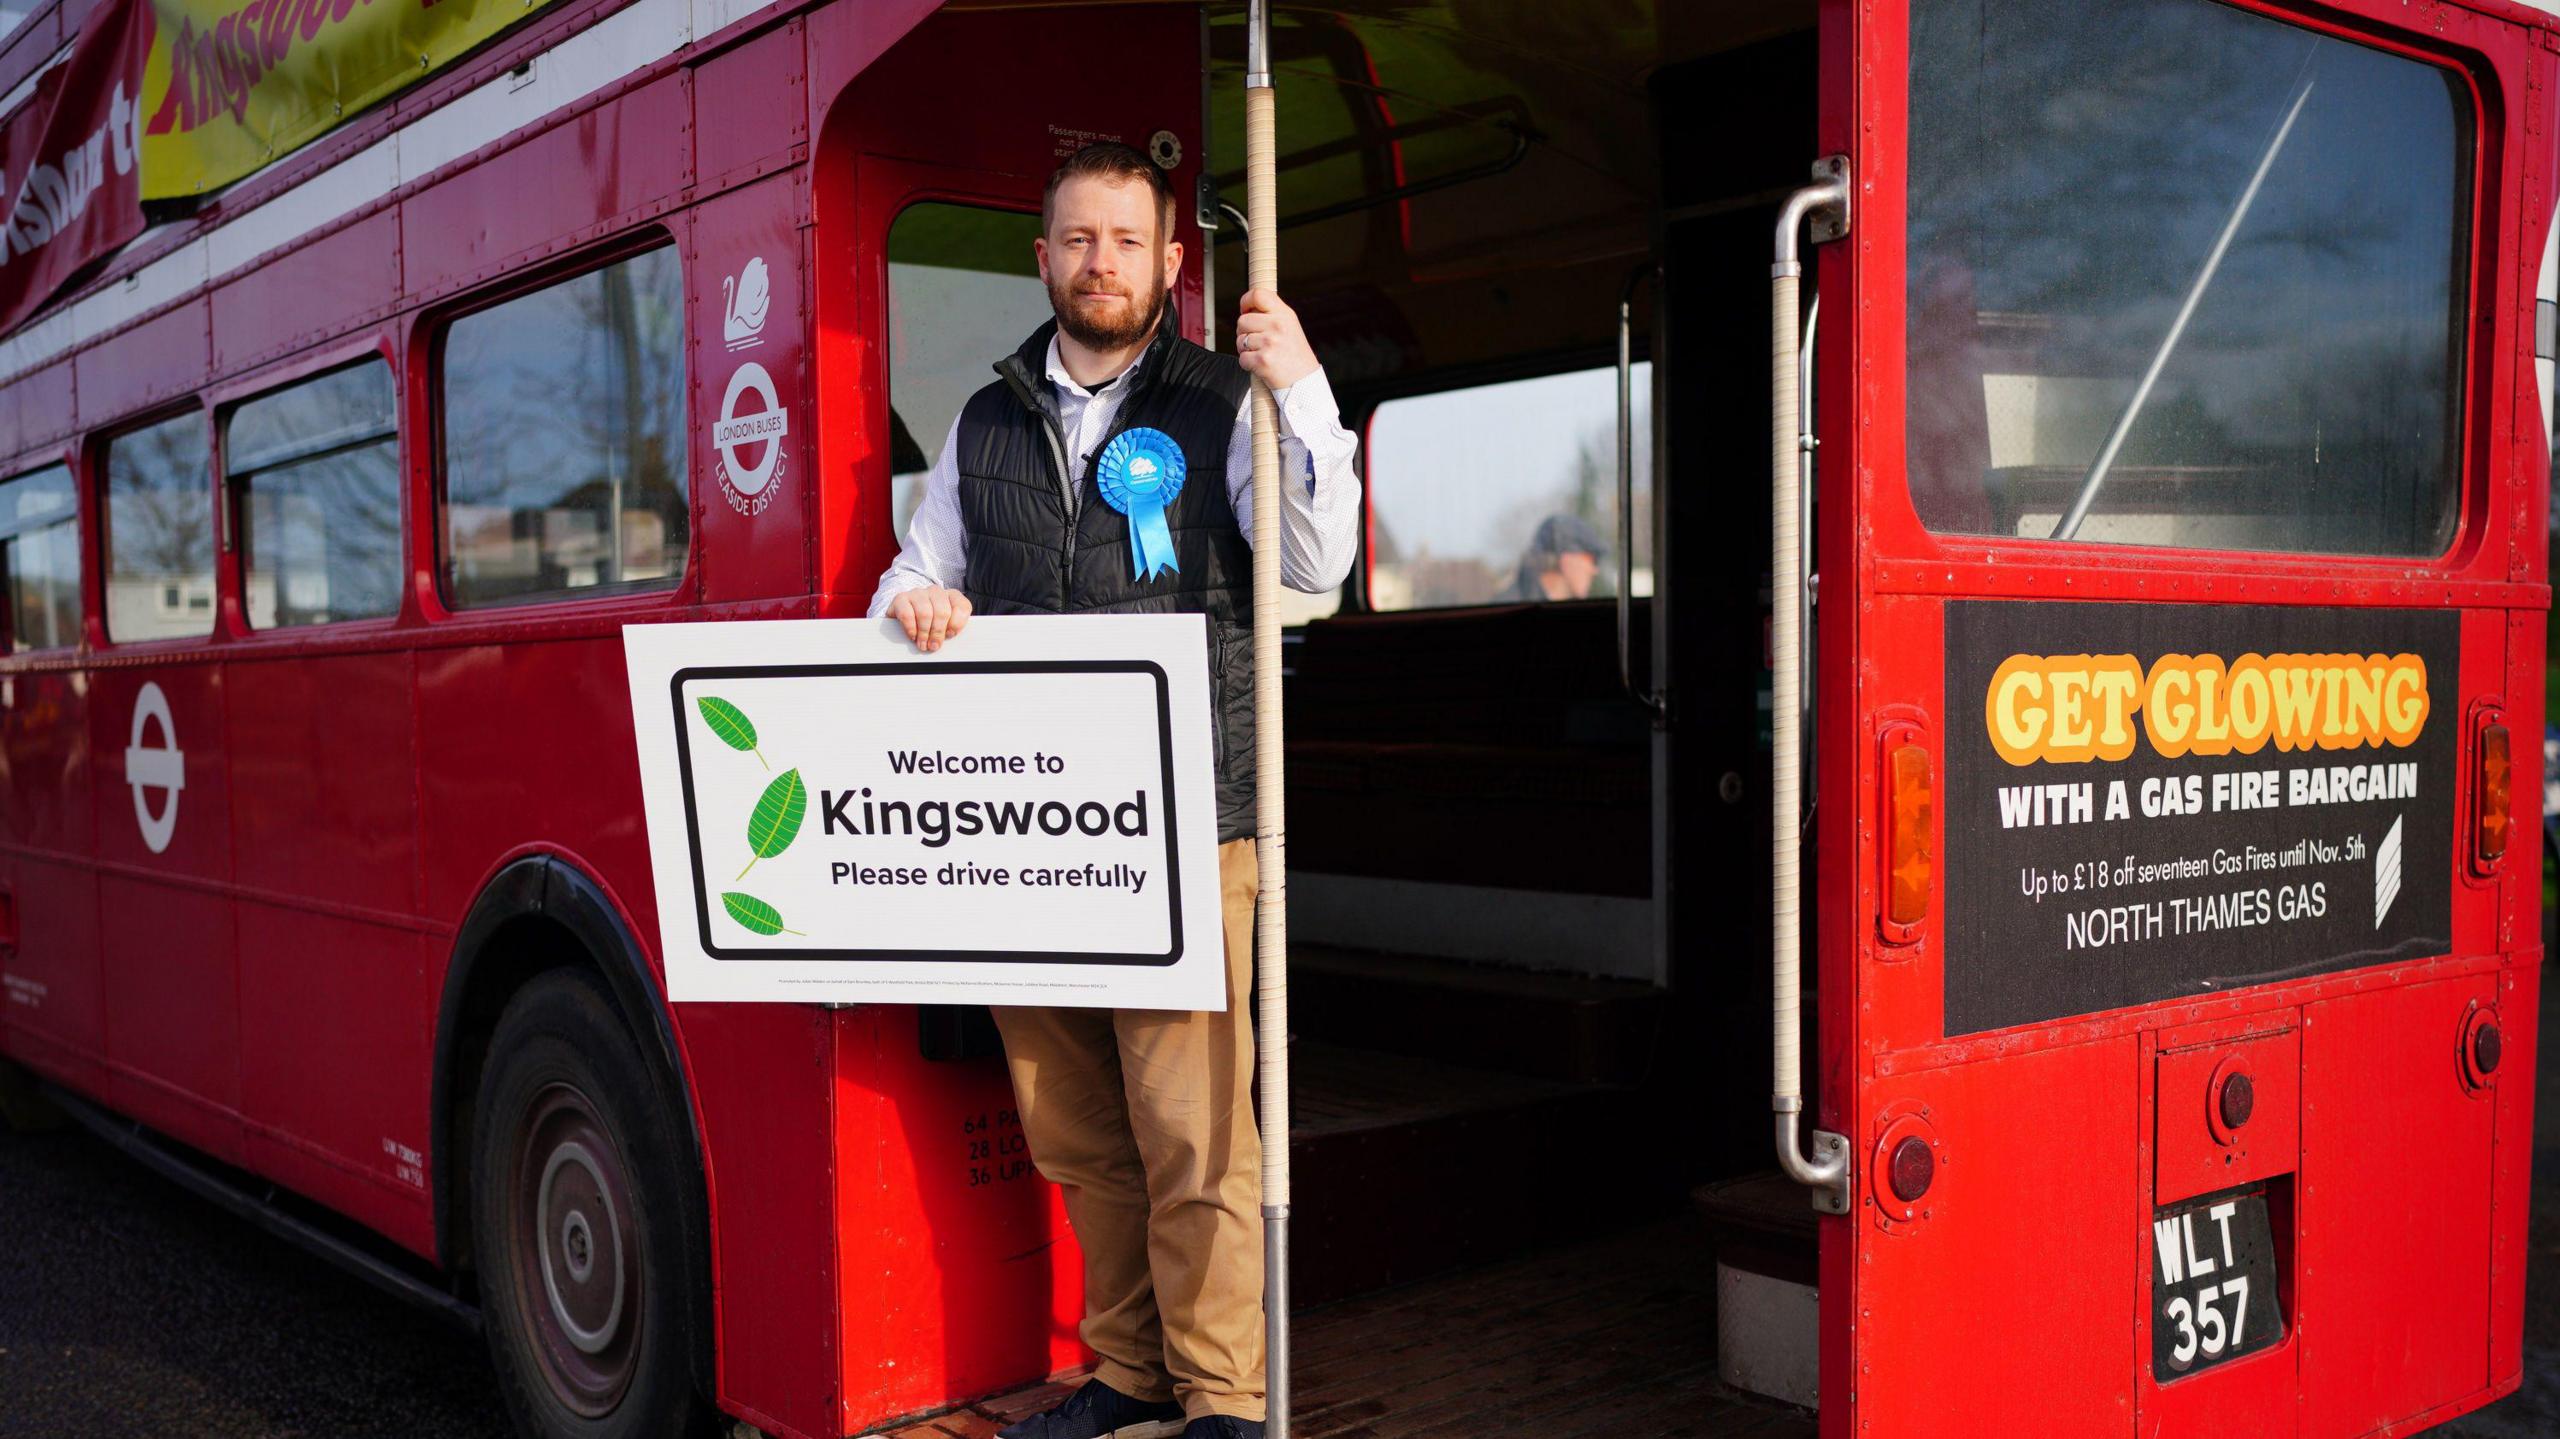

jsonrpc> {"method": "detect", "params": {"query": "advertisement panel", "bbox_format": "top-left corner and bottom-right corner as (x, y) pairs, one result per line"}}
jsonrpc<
(0, 0), (150, 336)
(137, 0), (567, 199)
(624, 616), (1230, 1009)
(1942, 601), (2459, 1036)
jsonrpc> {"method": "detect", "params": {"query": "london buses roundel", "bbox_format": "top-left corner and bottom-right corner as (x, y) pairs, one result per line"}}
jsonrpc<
(715, 360), (790, 501)
(125, 682), (185, 855)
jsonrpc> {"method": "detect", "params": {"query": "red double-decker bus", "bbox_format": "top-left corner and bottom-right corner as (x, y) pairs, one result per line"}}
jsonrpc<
(0, 0), (2551, 1434)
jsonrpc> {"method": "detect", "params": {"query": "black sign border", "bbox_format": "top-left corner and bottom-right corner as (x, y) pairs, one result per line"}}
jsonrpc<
(671, 660), (1186, 966)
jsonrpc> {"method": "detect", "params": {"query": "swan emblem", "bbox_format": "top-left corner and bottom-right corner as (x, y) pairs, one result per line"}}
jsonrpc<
(724, 256), (771, 349)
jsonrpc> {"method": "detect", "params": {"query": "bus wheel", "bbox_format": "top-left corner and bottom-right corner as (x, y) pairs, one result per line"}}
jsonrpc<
(472, 971), (713, 1438)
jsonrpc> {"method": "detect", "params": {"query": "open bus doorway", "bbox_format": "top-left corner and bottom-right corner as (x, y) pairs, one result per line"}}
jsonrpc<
(844, 1), (1828, 1427)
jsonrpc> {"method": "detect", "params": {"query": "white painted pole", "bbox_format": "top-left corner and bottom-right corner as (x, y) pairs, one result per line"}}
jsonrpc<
(1242, 1), (1290, 1434)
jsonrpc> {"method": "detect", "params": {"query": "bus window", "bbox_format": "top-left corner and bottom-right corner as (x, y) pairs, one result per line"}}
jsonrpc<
(0, 465), (78, 652)
(439, 246), (687, 606)
(885, 203), (1049, 534)
(104, 412), (215, 642)
(1366, 362), (1650, 610)
(227, 361), (400, 628)
(1906, 0), (2468, 556)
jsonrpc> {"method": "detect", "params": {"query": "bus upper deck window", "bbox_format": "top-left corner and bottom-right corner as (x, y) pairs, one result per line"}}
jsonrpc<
(1367, 363), (1648, 612)
(439, 246), (687, 607)
(105, 413), (215, 642)
(1905, 0), (2468, 557)
(227, 361), (400, 628)
(0, 465), (79, 653)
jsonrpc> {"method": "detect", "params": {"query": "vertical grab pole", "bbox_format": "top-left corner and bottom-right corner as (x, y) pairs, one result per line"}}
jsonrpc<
(1244, 1), (1291, 1433)
(1772, 159), (1852, 1214)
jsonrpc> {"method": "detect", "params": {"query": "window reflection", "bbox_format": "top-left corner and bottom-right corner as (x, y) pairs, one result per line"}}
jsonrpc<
(0, 466), (79, 652)
(1907, 0), (2467, 556)
(231, 361), (401, 627)
(1367, 364), (1650, 612)
(442, 247), (688, 605)
(106, 414), (214, 642)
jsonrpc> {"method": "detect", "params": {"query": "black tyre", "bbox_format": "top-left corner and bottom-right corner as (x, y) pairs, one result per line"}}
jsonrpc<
(0, 1056), (63, 1133)
(472, 970), (716, 1439)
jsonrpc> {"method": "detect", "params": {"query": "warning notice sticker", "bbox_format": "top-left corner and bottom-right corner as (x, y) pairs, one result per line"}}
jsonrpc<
(1942, 601), (2458, 1037)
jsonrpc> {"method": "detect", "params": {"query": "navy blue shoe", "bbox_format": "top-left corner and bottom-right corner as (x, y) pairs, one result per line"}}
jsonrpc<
(1181, 1419), (1264, 1439)
(996, 1379), (1186, 1439)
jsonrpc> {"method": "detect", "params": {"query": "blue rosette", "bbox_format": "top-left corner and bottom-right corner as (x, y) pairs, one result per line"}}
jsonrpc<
(1095, 427), (1187, 581)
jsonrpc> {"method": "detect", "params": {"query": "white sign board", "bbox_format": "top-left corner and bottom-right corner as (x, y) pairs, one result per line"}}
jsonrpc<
(624, 616), (1227, 1008)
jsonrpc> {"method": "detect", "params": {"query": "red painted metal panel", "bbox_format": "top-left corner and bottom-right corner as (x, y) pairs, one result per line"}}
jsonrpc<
(398, 75), (693, 304)
(236, 901), (434, 1234)
(1852, 1037), (2141, 1437)
(74, 298), (211, 428)
(227, 644), (427, 1225)
(690, 177), (812, 606)
(833, 1008), (1080, 1431)
(90, 660), (242, 1157)
(2154, 1020), (2299, 1207)
(2298, 974), (2498, 1435)
(0, 854), (101, 1084)
(211, 210), (403, 375)
(2488, 957), (2538, 1392)
(226, 651), (417, 914)
(669, 999), (840, 1439)
(0, 361), (75, 461)
(693, 19), (807, 190)
(414, 637), (653, 925)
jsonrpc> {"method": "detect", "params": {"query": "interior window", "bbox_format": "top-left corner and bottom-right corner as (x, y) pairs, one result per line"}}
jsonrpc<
(1906, 0), (2469, 555)
(1366, 363), (1651, 611)
(440, 246), (687, 606)
(228, 361), (400, 627)
(105, 413), (214, 642)
(886, 203), (1051, 535)
(0, 465), (78, 652)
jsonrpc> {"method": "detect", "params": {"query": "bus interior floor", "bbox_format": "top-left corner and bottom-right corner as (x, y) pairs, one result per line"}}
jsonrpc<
(875, 1217), (1815, 1438)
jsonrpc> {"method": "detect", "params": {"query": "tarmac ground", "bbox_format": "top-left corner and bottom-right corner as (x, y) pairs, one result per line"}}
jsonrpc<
(2, 963), (2559, 1438)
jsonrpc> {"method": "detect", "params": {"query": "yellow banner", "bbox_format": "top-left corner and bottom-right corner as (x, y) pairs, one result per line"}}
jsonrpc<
(137, 0), (565, 200)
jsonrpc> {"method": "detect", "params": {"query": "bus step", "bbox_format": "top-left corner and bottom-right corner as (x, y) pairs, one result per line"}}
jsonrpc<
(1694, 1172), (1819, 1411)
(1289, 1040), (1666, 1306)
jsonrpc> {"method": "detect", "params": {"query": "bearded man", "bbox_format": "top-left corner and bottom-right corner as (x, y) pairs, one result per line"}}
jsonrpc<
(866, 141), (1360, 1439)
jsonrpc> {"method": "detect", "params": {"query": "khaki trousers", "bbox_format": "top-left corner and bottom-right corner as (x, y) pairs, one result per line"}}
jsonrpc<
(992, 837), (1265, 1423)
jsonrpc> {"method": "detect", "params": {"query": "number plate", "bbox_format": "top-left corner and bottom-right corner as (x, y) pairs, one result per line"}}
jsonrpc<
(2151, 1186), (2285, 1380)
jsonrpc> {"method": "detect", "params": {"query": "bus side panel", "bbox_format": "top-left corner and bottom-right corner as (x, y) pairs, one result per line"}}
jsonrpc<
(669, 1000), (842, 1439)
(2489, 955), (2538, 1394)
(688, 176), (813, 606)
(831, 1007), (1080, 1427)
(397, 75), (691, 305)
(2297, 972), (2498, 1436)
(0, 670), (101, 1084)
(229, 648), (431, 1245)
(89, 662), (244, 1162)
(1853, 1037), (2139, 1437)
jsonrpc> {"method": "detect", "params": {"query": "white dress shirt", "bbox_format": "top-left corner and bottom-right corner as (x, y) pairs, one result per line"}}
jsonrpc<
(867, 336), (1363, 613)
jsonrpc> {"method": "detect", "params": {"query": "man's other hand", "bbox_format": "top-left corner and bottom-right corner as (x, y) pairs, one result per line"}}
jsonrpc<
(887, 586), (972, 652)
(1234, 289), (1317, 390)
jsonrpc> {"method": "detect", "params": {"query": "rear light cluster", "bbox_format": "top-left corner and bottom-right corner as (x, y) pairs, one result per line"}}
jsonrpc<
(2475, 720), (2511, 869)
(1884, 739), (1934, 930)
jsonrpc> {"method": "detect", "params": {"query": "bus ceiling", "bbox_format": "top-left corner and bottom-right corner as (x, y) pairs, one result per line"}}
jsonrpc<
(943, 0), (1818, 384)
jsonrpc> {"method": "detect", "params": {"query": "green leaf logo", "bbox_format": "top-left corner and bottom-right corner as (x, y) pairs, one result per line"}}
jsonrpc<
(722, 891), (802, 936)
(736, 768), (807, 881)
(697, 696), (768, 770)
